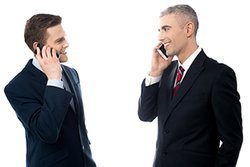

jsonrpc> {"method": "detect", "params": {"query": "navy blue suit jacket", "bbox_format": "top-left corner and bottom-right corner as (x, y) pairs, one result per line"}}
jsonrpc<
(5, 59), (96, 167)
(138, 50), (243, 167)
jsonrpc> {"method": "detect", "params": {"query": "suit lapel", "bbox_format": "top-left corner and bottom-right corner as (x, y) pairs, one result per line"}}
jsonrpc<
(160, 61), (178, 105)
(163, 50), (207, 124)
(61, 65), (81, 113)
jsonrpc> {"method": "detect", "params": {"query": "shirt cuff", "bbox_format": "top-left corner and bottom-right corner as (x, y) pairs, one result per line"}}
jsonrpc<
(47, 79), (64, 89)
(145, 73), (162, 86)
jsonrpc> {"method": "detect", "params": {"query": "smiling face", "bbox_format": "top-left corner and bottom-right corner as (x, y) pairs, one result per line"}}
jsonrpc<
(158, 14), (188, 58)
(45, 24), (69, 63)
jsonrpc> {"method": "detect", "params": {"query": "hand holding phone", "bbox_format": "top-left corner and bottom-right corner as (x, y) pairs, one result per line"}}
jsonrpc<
(34, 43), (60, 58)
(157, 44), (168, 60)
(34, 43), (62, 80)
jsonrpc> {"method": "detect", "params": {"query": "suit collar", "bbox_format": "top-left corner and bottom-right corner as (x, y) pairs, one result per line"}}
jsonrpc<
(32, 57), (43, 72)
(178, 47), (202, 82)
(25, 59), (47, 84)
(163, 50), (207, 123)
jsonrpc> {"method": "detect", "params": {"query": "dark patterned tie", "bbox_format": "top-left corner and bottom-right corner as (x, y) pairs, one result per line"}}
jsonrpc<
(172, 65), (185, 97)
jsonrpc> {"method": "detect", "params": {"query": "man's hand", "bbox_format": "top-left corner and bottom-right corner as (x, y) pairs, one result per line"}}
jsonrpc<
(149, 43), (174, 77)
(35, 45), (62, 80)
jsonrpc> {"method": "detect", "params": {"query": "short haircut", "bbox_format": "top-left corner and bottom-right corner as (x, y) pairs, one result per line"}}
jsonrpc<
(160, 4), (199, 35)
(24, 14), (62, 51)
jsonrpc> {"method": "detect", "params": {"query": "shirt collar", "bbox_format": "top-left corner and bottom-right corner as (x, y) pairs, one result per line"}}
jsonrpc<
(178, 46), (202, 72)
(32, 57), (62, 72)
(32, 57), (43, 72)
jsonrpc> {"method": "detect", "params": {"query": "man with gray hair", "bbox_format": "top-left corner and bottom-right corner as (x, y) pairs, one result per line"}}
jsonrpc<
(138, 4), (242, 167)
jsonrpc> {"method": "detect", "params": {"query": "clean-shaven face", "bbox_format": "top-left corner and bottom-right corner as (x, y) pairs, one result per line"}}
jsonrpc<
(158, 14), (188, 57)
(46, 24), (69, 63)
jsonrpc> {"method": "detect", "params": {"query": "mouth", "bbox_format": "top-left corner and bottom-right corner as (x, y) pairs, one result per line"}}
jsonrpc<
(164, 41), (172, 50)
(163, 42), (170, 48)
(59, 51), (67, 56)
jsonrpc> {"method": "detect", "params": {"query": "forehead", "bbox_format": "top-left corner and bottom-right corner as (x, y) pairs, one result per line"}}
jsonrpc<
(46, 24), (65, 40)
(159, 14), (181, 27)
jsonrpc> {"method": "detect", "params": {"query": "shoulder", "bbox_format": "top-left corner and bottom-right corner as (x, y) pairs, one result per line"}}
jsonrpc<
(4, 60), (39, 97)
(61, 64), (77, 73)
(62, 64), (79, 77)
(202, 54), (237, 85)
(204, 56), (235, 75)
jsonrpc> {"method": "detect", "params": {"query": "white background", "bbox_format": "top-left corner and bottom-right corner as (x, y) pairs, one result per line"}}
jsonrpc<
(0, 0), (249, 166)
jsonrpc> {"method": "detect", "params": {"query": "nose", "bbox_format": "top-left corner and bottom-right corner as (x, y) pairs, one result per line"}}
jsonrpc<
(62, 39), (69, 48)
(63, 40), (69, 48)
(158, 30), (165, 42)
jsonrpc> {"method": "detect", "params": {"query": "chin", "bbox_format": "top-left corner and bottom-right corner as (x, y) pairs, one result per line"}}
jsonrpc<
(59, 55), (68, 63)
(166, 51), (172, 56)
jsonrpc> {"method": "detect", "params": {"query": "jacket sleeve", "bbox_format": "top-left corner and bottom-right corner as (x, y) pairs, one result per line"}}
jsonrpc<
(212, 66), (243, 166)
(4, 85), (73, 144)
(138, 79), (159, 122)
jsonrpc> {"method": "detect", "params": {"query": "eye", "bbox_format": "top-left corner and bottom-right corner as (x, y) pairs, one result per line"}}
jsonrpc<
(163, 27), (170, 32)
(55, 37), (65, 44)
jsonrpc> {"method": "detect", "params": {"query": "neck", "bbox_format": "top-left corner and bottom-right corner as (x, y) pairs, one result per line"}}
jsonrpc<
(178, 41), (198, 64)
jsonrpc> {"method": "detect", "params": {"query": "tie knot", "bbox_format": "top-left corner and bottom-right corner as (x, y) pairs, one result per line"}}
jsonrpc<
(178, 65), (185, 74)
(172, 65), (185, 97)
(176, 65), (185, 84)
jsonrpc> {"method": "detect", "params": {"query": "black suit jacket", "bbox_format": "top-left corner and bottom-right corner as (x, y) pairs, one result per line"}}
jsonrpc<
(138, 50), (243, 167)
(4, 59), (96, 167)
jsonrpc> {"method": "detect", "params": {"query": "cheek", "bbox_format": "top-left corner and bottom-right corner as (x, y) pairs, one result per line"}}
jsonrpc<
(174, 34), (186, 47)
(53, 45), (62, 52)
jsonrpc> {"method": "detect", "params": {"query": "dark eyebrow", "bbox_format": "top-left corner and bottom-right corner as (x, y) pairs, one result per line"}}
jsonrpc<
(55, 37), (65, 43)
(158, 25), (171, 31)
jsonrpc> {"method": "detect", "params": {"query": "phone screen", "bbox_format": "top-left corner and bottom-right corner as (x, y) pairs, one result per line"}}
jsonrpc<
(34, 43), (60, 58)
(157, 44), (168, 60)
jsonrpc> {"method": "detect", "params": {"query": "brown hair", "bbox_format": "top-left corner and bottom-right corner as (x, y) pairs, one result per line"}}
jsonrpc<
(24, 14), (62, 51)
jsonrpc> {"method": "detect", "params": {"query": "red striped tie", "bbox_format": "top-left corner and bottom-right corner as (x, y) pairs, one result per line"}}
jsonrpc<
(172, 66), (185, 97)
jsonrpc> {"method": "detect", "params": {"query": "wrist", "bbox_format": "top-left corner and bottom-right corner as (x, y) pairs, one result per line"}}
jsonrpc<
(149, 70), (163, 77)
(46, 73), (62, 80)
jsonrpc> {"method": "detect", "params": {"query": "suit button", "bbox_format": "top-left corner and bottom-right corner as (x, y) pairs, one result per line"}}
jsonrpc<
(164, 129), (169, 134)
(164, 151), (168, 155)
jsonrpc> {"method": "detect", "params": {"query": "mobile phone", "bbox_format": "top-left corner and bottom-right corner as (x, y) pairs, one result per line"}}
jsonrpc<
(34, 43), (60, 58)
(157, 44), (168, 60)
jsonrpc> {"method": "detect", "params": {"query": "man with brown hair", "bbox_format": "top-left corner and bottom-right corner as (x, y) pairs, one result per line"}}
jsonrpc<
(4, 14), (96, 167)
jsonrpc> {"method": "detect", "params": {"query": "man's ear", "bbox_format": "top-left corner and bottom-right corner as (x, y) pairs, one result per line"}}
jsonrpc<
(185, 22), (195, 38)
(33, 42), (39, 51)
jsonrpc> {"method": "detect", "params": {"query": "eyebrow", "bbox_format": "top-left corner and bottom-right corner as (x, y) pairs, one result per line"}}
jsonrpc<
(158, 25), (172, 31)
(55, 37), (65, 43)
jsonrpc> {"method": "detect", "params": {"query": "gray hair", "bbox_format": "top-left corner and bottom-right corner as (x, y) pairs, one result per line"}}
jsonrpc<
(160, 4), (199, 35)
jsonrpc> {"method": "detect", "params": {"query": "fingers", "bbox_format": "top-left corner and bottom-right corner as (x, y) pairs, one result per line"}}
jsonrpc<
(35, 45), (42, 61)
(45, 46), (52, 58)
(156, 42), (163, 48)
(46, 47), (58, 59)
(51, 48), (58, 59)
(35, 46), (40, 57)
(36, 45), (58, 59)
(153, 42), (162, 52)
